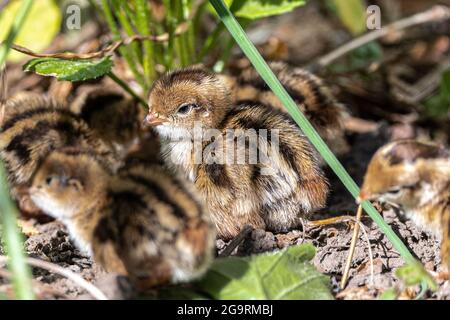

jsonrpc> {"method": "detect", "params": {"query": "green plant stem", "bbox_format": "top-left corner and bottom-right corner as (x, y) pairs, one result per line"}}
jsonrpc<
(209, 0), (418, 267)
(101, 0), (146, 90)
(111, 0), (142, 66)
(0, 0), (34, 300)
(135, 0), (155, 83)
(107, 72), (148, 109)
(162, 0), (175, 69)
(185, 0), (196, 59)
(172, 0), (189, 67)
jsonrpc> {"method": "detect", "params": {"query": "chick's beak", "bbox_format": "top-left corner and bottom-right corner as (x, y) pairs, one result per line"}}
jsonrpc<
(143, 111), (167, 126)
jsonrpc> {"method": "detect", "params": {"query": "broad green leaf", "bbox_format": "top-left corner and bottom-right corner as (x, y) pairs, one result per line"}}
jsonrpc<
(330, 0), (366, 35)
(23, 56), (113, 82)
(0, 0), (61, 62)
(197, 244), (333, 300)
(395, 262), (438, 292)
(210, 0), (306, 20)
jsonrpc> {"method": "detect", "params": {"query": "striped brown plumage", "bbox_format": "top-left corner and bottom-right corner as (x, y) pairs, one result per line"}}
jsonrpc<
(224, 61), (349, 156)
(29, 146), (215, 289)
(146, 67), (329, 239)
(0, 92), (118, 213)
(70, 86), (145, 157)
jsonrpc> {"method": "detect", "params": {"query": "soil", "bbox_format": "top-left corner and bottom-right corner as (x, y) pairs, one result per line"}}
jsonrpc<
(1, 0), (449, 300)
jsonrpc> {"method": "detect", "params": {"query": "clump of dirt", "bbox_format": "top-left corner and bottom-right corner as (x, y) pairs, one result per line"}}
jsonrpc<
(23, 222), (106, 299)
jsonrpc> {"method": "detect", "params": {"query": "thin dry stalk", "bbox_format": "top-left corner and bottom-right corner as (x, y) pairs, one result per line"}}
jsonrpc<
(313, 5), (450, 69)
(341, 205), (364, 289)
(307, 215), (375, 287)
(0, 255), (108, 300)
(219, 225), (253, 257)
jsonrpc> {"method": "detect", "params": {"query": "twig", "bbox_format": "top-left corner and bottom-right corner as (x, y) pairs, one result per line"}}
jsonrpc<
(0, 255), (108, 300)
(0, 266), (70, 299)
(307, 215), (374, 288)
(298, 218), (307, 244)
(341, 205), (364, 289)
(312, 5), (450, 69)
(5, 22), (189, 61)
(307, 215), (355, 226)
(219, 225), (253, 257)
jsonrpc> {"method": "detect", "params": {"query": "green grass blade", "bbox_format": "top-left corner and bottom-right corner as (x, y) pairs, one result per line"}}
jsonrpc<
(0, 0), (35, 301)
(0, 0), (33, 64)
(208, 0), (417, 266)
(134, 0), (155, 82)
(0, 164), (34, 299)
(100, 0), (147, 90)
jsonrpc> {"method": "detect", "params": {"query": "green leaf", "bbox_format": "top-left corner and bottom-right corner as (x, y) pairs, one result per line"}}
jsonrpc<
(0, 0), (61, 62)
(210, 0), (306, 20)
(395, 262), (438, 292)
(23, 57), (113, 82)
(197, 244), (333, 300)
(378, 288), (398, 300)
(330, 0), (366, 35)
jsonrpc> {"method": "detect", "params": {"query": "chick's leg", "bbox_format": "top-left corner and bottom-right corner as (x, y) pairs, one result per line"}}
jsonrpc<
(307, 215), (358, 227)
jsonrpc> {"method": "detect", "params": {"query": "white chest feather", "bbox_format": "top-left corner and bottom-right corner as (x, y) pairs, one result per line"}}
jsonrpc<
(155, 125), (197, 182)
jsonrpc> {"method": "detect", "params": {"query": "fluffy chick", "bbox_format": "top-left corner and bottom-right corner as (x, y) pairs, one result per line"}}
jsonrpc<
(360, 140), (450, 270)
(145, 67), (329, 239)
(70, 86), (145, 157)
(29, 147), (215, 289)
(223, 61), (349, 155)
(0, 92), (117, 212)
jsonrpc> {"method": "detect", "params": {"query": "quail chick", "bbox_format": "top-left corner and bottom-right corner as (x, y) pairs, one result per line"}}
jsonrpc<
(359, 140), (450, 270)
(224, 61), (349, 155)
(145, 67), (329, 239)
(70, 86), (145, 157)
(0, 92), (117, 213)
(29, 147), (215, 289)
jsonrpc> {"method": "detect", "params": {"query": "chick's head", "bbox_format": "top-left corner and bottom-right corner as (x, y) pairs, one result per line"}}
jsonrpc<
(360, 140), (450, 209)
(30, 148), (110, 220)
(145, 68), (231, 139)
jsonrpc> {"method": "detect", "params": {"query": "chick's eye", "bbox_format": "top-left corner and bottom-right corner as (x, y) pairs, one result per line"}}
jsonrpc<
(386, 187), (401, 194)
(177, 103), (197, 115)
(45, 176), (54, 185)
